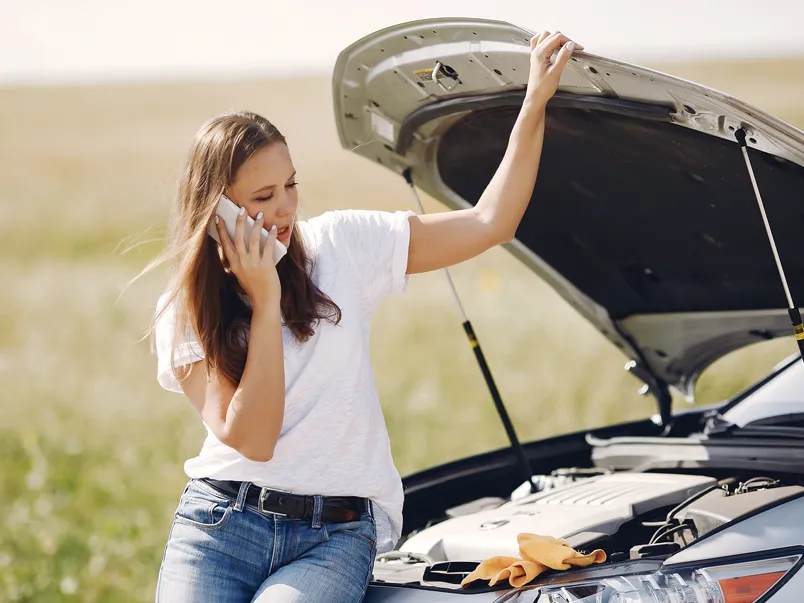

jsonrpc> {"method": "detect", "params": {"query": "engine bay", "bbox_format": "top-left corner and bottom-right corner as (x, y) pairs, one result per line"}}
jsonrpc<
(373, 468), (804, 590)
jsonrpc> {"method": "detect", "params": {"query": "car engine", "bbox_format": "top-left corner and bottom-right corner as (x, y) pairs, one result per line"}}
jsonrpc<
(399, 472), (717, 561)
(372, 469), (804, 588)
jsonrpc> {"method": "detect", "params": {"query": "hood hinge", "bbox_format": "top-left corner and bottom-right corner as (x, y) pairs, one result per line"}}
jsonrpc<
(626, 359), (673, 434)
(613, 319), (674, 433)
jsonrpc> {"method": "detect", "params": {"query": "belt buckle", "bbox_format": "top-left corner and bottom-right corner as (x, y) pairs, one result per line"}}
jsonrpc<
(257, 487), (289, 516)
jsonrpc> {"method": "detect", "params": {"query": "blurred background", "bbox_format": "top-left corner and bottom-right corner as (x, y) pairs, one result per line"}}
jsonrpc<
(2, 0), (803, 600)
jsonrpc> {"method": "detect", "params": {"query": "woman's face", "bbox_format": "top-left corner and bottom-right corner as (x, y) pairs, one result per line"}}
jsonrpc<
(228, 142), (299, 247)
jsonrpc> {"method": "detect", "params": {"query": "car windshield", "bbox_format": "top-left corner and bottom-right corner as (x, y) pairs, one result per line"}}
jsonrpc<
(718, 352), (804, 427)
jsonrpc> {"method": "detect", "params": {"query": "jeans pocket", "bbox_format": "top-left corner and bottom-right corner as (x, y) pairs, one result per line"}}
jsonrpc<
(175, 493), (234, 530)
(327, 513), (377, 548)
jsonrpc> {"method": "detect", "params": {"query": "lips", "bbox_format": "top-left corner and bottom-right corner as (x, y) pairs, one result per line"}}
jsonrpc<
(276, 224), (291, 241)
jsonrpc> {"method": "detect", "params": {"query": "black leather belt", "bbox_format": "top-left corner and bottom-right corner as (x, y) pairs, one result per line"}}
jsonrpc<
(200, 478), (369, 523)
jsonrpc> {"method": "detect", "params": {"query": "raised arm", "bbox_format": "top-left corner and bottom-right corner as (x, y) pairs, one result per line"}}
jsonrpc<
(406, 31), (581, 275)
(180, 211), (285, 463)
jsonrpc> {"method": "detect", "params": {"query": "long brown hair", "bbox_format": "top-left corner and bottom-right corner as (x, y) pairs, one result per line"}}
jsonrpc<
(144, 111), (341, 387)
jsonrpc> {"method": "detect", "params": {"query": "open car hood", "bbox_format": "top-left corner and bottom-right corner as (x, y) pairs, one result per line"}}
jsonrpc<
(332, 18), (804, 399)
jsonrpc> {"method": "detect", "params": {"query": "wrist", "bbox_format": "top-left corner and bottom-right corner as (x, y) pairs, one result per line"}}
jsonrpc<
(251, 298), (282, 321)
(520, 96), (546, 121)
(512, 100), (545, 141)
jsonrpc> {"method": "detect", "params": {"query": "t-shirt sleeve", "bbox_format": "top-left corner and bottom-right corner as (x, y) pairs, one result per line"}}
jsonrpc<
(325, 209), (415, 311)
(153, 292), (206, 393)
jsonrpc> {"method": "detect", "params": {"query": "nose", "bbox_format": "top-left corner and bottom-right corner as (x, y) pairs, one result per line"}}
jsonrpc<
(275, 190), (297, 218)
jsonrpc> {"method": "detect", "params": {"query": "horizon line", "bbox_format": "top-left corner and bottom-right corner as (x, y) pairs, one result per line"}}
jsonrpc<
(3, 50), (804, 90)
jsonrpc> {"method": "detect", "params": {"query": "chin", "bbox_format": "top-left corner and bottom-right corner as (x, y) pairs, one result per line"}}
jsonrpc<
(278, 228), (293, 248)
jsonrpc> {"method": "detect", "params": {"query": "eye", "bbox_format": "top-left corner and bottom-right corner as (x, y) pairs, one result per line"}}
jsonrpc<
(255, 194), (274, 202)
(286, 182), (298, 189)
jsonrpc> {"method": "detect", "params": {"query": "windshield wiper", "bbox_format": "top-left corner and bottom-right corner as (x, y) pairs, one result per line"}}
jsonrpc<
(709, 423), (804, 440)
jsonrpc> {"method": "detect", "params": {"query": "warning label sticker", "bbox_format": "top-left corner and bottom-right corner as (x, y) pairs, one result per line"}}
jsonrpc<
(413, 68), (445, 82)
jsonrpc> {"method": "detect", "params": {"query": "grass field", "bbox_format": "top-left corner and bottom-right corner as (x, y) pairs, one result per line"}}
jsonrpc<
(1, 57), (803, 601)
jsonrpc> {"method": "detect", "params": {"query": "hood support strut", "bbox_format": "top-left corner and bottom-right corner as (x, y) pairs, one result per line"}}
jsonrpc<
(402, 169), (537, 494)
(736, 129), (804, 363)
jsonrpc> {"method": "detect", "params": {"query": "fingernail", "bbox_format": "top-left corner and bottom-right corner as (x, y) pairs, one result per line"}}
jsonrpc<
(256, 212), (263, 220)
(270, 225), (276, 232)
(215, 215), (220, 224)
(239, 206), (246, 216)
(566, 41), (575, 52)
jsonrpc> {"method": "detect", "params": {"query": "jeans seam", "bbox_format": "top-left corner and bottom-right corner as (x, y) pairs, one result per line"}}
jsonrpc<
(366, 515), (378, 591)
(291, 520), (299, 560)
(361, 539), (378, 596)
(155, 512), (180, 603)
(268, 513), (278, 575)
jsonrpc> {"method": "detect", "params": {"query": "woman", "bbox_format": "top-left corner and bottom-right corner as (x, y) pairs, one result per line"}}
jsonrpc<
(150, 31), (580, 603)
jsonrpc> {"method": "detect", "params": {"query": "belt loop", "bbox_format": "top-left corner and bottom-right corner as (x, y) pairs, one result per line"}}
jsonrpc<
(234, 481), (250, 512)
(311, 495), (323, 529)
(369, 500), (374, 519)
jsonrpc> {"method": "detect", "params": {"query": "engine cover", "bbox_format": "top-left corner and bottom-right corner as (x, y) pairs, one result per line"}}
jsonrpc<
(400, 472), (716, 561)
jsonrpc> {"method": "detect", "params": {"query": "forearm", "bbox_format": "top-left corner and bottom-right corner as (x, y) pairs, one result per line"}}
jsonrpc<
(474, 101), (546, 242)
(404, 32), (577, 274)
(224, 302), (285, 461)
(406, 103), (547, 274)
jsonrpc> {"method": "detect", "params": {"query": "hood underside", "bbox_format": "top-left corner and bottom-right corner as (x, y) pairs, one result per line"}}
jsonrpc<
(332, 18), (804, 398)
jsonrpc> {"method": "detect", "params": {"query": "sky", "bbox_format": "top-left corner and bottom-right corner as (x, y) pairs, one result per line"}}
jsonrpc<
(2, 0), (803, 85)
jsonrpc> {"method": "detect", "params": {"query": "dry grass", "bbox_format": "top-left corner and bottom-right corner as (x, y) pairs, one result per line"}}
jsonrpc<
(1, 57), (802, 601)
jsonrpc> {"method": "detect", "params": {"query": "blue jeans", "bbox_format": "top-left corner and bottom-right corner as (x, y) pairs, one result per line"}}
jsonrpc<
(155, 479), (378, 602)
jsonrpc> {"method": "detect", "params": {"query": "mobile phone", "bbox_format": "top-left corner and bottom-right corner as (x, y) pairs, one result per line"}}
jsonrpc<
(207, 194), (288, 265)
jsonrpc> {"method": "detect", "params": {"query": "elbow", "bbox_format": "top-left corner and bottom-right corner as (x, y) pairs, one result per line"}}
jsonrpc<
(488, 222), (517, 246)
(474, 208), (517, 247)
(242, 450), (274, 463)
(495, 226), (517, 245)
(222, 432), (276, 463)
(240, 445), (274, 463)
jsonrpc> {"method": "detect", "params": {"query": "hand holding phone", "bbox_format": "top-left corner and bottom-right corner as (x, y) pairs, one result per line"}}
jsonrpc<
(207, 194), (288, 265)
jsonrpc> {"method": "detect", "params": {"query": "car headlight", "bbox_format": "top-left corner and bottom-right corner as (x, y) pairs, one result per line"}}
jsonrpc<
(535, 553), (800, 603)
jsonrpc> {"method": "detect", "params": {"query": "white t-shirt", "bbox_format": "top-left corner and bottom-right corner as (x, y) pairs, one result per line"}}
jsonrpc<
(154, 209), (415, 553)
